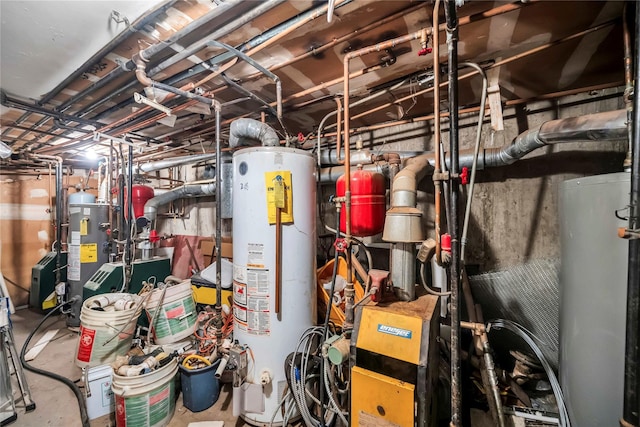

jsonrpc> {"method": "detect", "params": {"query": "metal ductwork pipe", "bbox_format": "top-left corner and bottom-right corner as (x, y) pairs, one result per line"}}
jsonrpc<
(143, 183), (215, 222)
(459, 109), (628, 169)
(318, 109), (628, 182)
(382, 154), (433, 301)
(134, 153), (218, 174)
(229, 118), (279, 148)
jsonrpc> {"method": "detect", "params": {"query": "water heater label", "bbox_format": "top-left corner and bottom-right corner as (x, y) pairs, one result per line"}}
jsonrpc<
(264, 170), (293, 224)
(233, 281), (247, 306)
(68, 245), (80, 281)
(80, 243), (98, 263)
(247, 243), (265, 268)
(234, 305), (247, 333)
(247, 295), (269, 312)
(247, 310), (270, 335)
(377, 324), (412, 339)
(233, 265), (247, 283)
(247, 268), (269, 296)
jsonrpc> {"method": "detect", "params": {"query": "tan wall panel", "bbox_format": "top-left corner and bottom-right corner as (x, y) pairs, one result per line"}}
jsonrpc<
(0, 174), (96, 307)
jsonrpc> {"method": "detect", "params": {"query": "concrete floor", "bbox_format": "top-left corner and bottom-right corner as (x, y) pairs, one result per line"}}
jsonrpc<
(7, 307), (250, 427)
(7, 308), (506, 427)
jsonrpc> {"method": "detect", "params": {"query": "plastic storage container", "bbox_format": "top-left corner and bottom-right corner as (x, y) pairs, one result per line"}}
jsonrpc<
(179, 359), (222, 412)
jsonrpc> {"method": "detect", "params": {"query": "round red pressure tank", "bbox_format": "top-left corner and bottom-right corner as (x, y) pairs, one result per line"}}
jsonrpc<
(336, 168), (386, 237)
(130, 184), (155, 219)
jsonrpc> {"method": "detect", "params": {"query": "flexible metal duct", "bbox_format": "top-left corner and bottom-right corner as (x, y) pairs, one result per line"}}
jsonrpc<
(143, 183), (215, 222)
(229, 118), (279, 148)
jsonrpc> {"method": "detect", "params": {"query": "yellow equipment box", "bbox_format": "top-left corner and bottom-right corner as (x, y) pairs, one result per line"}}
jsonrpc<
(351, 295), (439, 427)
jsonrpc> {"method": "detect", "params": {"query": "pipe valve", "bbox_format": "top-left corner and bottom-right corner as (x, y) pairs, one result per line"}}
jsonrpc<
(418, 29), (432, 56)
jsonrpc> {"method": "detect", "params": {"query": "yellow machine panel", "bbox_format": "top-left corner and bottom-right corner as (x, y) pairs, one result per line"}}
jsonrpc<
(351, 366), (415, 427)
(351, 295), (439, 427)
(356, 297), (437, 365)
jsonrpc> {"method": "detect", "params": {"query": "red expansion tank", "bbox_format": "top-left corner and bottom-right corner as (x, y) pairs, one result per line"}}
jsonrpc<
(336, 167), (386, 237)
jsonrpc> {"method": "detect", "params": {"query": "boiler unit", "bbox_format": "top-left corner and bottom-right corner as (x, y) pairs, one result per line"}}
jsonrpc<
(350, 295), (440, 427)
(559, 172), (629, 426)
(67, 192), (112, 326)
(30, 251), (68, 312)
(336, 166), (386, 237)
(232, 146), (317, 425)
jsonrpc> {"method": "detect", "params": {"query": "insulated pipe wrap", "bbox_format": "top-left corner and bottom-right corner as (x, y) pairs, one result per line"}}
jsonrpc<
(229, 118), (279, 148)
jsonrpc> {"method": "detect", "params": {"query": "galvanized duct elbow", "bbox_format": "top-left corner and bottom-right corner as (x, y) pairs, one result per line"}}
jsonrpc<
(382, 154), (433, 244)
(390, 154), (434, 208)
(143, 183), (215, 222)
(229, 118), (279, 148)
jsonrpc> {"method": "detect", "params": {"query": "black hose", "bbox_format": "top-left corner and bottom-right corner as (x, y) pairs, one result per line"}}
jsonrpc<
(20, 300), (90, 427)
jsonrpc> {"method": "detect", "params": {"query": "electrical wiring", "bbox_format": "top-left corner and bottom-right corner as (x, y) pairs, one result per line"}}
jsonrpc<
(487, 319), (571, 427)
(289, 327), (348, 427)
(323, 357), (349, 425)
(419, 259), (452, 296)
(193, 308), (233, 355)
(459, 61), (488, 265)
(20, 299), (90, 427)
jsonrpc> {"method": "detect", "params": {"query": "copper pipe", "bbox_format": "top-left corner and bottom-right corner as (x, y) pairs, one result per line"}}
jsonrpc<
(433, 0), (443, 266)
(342, 26), (428, 327)
(91, 1), (534, 151)
(275, 206), (282, 316)
(245, 2), (428, 81)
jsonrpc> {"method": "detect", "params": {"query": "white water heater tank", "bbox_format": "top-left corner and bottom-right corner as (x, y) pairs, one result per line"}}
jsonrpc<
(232, 146), (317, 425)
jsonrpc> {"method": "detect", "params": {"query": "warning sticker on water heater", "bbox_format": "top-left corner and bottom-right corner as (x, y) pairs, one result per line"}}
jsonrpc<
(247, 268), (269, 296)
(233, 281), (247, 306)
(247, 310), (270, 335)
(234, 305), (247, 332)
(80, 243), (98, 263)
(68, 245), (81, 281)
(247, 243), (265, 268)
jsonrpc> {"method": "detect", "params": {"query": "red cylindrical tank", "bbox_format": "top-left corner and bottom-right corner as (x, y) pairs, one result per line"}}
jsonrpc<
(336, 168), (386, 237)
(129, 184), (155, 219)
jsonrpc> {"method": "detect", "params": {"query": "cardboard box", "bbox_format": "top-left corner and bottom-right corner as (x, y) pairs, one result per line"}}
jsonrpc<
(199, 239), (215, 266)
(198, 239), (232, 266)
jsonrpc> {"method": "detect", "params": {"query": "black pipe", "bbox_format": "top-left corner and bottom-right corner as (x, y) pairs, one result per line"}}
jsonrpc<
(55, 161), (63, 285)
(4, 0), (177, 141)
(623, 2), (640, 425)
(77, 1), (283, 120)
(0, 92), (101, 127)
(445, 1), (462, 426)
(214, 103), (224, 346)
(124, 145), (134, 287)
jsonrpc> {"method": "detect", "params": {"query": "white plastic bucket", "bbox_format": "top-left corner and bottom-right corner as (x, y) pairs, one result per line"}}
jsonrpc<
(144, 281), (197, 344)
(112, 358), (178, 427)
(75, 293), (143, 368)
